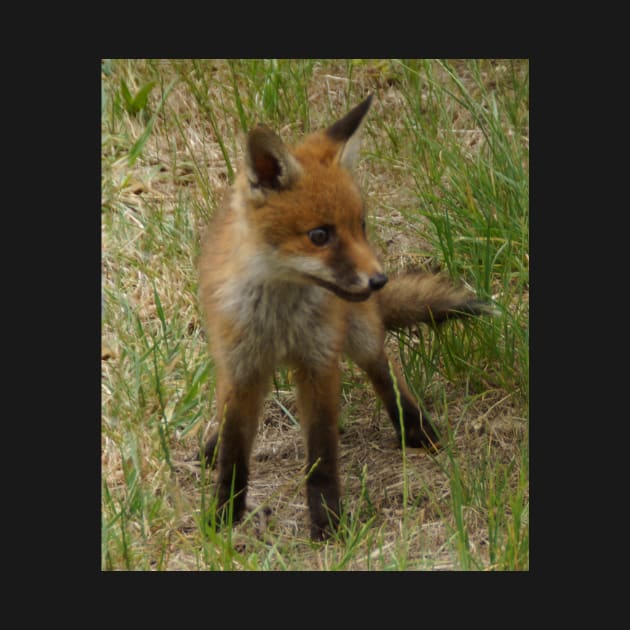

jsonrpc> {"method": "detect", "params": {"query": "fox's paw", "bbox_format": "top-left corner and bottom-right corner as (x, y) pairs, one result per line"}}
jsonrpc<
(310, 509), (341, 542)
(206, 493), (248, 533)
(206, 501), (273, 538)
(400, 419), (441, 453)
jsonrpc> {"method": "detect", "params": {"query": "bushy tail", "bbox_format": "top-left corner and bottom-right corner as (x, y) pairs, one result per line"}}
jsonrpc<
(378, 269), (497, 330)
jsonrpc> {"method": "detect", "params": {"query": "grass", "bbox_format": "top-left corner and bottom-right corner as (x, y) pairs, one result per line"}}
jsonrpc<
(101, 58), (529, 571)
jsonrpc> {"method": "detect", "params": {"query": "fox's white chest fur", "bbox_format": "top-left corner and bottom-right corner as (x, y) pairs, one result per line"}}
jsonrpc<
(215, 262), (344, 382)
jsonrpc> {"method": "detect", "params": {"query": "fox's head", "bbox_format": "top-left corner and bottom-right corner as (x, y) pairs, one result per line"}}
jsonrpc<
(235, 94), (387, 302)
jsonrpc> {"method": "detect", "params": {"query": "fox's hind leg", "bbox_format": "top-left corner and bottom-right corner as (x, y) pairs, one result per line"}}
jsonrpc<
(346, 303), (440, 450)
(363, 351), (439, 449)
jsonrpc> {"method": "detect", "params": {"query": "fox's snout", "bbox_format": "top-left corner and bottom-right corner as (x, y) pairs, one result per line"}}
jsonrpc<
(369, 272), (388, 291)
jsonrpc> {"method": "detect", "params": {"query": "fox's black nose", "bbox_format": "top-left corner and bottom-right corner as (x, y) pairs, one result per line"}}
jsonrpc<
(369, 273), (388, 291)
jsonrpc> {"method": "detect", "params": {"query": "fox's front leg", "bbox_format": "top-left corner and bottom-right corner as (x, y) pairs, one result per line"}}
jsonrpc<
(204, 374), (269, 526)
(294, 362), (342, 540)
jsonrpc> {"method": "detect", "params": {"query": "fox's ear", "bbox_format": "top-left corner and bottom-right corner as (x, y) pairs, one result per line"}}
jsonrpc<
(325, 94), (373, 171)
(245, 125), (301, 191)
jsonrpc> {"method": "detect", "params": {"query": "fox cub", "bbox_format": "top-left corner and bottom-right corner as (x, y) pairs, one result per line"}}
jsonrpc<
(198, 94), (492, 539)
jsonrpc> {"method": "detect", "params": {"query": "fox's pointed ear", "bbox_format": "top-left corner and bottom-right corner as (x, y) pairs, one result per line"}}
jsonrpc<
(245, 125), (301, 191)
(325, 94), (373, 171)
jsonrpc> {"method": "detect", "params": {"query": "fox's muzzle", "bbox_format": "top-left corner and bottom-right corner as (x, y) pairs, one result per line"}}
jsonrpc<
(308, 271), (388, 302)
(368, 273), (388, 291)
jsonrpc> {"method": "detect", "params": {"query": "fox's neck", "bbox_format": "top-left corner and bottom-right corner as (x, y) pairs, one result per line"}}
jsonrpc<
(222, 256), (322, 321)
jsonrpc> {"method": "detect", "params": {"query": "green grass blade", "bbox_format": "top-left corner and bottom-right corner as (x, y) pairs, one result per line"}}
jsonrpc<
(128, 78), (176, 166)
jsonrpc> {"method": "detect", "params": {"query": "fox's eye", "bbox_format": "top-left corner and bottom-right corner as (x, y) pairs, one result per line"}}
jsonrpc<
(308, 226), (330, 247)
